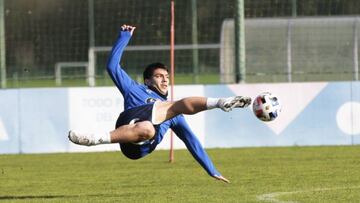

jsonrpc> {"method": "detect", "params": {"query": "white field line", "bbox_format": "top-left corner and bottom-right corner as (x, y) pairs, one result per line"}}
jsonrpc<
(257, 186), (360, 203)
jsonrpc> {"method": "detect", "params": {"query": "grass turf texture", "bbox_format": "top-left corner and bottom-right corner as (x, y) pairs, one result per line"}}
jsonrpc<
(1, 146), (360, 202)
(4, 73), (221, 88)
(6, 72), (357, 89)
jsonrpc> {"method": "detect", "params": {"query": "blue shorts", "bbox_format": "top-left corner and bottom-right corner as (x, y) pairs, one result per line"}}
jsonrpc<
(115, 103), (159, 159)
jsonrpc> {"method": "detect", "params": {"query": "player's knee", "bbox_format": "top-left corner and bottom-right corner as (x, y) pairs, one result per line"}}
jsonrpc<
(135, 121), (155, 141)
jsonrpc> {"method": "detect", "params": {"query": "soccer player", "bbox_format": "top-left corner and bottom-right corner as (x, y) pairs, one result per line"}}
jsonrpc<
(68, 24), (251, 183)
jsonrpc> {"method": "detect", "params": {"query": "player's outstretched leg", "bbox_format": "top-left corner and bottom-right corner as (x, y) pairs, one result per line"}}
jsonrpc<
(152, 96), (251, 124)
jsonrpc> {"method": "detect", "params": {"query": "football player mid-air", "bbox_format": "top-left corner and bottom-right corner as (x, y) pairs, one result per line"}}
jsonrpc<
(69, 24), (251, 183)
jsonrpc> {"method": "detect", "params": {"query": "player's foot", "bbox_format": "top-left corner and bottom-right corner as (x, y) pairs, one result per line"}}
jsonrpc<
(68, 130), (96, 146)
(218, 96), (252, 112)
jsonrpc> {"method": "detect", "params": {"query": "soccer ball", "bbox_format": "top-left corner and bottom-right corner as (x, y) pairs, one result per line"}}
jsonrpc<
(252, 92), (281, 122)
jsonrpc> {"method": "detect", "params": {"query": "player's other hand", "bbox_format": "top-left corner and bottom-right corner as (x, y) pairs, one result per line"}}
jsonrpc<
(121, 24), (136, 35)
(213, 175), (230, 183)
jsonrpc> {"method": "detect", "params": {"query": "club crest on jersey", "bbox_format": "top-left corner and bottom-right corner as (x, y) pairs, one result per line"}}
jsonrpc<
(146, 98), (157, 103)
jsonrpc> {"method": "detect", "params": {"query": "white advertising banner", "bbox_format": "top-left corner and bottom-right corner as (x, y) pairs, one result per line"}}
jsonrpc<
(1, 81), (359, 154)
(0, 89), (19, 153)
(17, 88), (70, 153)
(68, 87), (123, 152)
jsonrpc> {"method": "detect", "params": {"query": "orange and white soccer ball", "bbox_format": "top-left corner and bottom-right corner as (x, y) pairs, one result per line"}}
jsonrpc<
(252, 92), (281, 122)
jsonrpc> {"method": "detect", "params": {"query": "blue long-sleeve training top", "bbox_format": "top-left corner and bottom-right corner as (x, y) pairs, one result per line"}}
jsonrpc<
(106, 29), (221, 177)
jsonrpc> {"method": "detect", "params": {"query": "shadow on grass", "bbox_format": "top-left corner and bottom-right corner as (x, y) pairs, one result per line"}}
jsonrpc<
(0, 194), (110, 200)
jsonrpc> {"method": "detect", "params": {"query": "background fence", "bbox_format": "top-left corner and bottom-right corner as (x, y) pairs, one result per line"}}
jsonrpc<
(0, 0), (360, 88)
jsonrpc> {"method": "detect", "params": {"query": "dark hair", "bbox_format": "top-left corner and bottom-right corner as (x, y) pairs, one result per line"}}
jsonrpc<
(143, 62), (169, 81)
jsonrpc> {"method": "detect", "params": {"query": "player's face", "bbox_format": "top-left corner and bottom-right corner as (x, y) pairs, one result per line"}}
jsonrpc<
(148, 68), (169, 95)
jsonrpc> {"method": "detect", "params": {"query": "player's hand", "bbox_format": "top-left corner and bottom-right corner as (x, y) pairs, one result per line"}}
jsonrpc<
(121, 24), (136, 35)
(213, 175), (230, 183)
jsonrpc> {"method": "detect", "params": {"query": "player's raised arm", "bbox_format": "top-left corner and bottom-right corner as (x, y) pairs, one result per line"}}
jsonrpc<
(107, 25), (137, 95)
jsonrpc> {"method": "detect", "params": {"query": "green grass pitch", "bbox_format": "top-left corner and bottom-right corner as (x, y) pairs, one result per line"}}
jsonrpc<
(1, 146), (360, 202)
